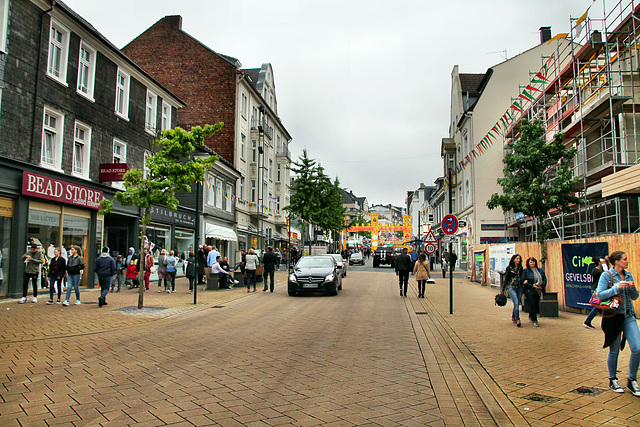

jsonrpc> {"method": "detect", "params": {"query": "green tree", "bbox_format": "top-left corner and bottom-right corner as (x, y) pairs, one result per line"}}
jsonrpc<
(487, 119), (581, 265)
(100, 124), (223, 308)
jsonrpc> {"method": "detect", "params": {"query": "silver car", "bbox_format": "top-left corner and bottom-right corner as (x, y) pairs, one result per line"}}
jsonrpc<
(327, 254), (347, 277)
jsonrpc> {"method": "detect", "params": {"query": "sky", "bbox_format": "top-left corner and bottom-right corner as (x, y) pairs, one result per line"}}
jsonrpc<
(62, 0), (595, 207)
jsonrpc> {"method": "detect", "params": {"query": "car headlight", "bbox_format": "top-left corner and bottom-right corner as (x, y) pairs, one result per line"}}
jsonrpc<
(289, 274), (297, 282)
(325, 273), (335, 281)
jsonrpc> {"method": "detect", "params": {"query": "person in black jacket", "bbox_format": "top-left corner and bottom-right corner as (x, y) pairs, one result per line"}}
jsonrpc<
(185, 251), (196, 294)
(262, 246), (278, 292)
(501, 254), (524, 327)
(94, 247), (116, 307)
(584, 256), (608, 329)
(395, 248), (413, 297)
(46, 247), (66, 304)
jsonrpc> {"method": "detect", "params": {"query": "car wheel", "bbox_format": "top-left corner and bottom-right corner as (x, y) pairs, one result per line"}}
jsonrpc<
(338, 283), (342, 290)
(288, 290), (296, 296)
(330, 288), (338, 296)
(373, 261), (379, 268)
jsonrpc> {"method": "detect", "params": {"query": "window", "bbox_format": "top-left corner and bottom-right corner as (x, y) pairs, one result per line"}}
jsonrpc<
(161, 101), (172, 131)
(205, 173), (215, 207)
(115, 69), (130, 118)
(1, 0), (9, 53)
(448, 153), (455, 172)
(215, 179), (223, 209)
(269, 159), (273, 180)
(72, 121), (91, 178)
(113, 139), (127, 163)
(241, 93), (248, 117)
(76, 41), (96, 99)
(41, 107), (64, 171)
(240, 134), (246, 160)
(276, 196), (280, 211)
(251, 180), (256, 203)
(428, 213), (434, 223)
(225, 184), (232, 212)
(451, 191), (456, 213)
(277, 163), (281, 182)
(239, 177), (244, 201)
(143, 150), (152, 179)
(465, 179), (471, 207)
(47, 19), (69, 84)
(252, 140), (257, 163)
(145, 89), (157, 134)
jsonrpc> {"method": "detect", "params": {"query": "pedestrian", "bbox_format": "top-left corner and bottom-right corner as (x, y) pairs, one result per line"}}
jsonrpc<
(125, 247), (137, 267)
(412, 252), (430, 298)
(63, 245), (84, 306)
(441, 251), (449, 278)
(584, 256), (608, 329)
(111, 253), (124, 293)
(207, 246), (221, 270)
(501, 254), (524, 327)
(522, 257), (547, 327)
(245, 248), (259, 292)
(125, 260), (138, 289)
(395, 247), (413, 297)
(165, 250), (177, 292)
(143, 249), (153, 291)
(262, 246), (278, 292)
(291, 247), (298, 265)
(94, 247), (116, 307)
(275, 248), (282, 270)
(19, 242), (44, 303)
(597, 251), (640, 396)
(239, 249), (247, 287)
(282, 248), (289, 270)
(210, 255), (233, 289)
(46, 247), (66, 304)
(157, 249), (167, 292)
(449, 250), (458, 271)
(185, 251), (196, 293)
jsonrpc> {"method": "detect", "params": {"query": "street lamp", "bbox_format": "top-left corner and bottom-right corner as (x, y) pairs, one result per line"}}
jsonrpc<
(257, 105), (266, 251)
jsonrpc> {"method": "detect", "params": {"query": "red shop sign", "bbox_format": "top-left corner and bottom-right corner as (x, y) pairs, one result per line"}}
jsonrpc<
(99, 163), (130, 182)
(22, 171), (104, 210)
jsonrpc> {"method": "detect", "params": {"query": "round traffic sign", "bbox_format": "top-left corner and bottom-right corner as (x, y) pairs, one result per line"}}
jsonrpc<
(442, 214), (459, 235)
(425, 243), (436, 254)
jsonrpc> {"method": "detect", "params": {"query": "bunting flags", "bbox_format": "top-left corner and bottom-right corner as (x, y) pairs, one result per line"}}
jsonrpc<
(547, 33), (569, 44)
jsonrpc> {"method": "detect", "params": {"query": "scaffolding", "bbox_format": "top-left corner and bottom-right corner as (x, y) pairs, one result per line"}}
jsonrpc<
(505, 0), (640, 241)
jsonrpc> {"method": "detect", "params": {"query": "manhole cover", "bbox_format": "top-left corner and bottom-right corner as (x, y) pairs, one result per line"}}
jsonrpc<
(114, 306), (168, 313)
(571, 386), (607, 397)
(524, 393), (561, 404)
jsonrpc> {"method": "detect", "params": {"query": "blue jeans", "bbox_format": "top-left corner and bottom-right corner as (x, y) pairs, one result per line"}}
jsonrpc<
(607, 314), (640, 380)
(508, 287), (523, 321)
(585, 307), (599, 325)
(246, 269), (256, 289)
(99, 276), (110, 301)
(65, 273), (81, 302)
(263, 267), (275, 291)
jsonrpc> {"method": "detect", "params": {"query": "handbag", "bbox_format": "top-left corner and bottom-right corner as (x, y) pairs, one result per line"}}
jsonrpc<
(495, 293), (507, 306)
(590, 271), (622, 311)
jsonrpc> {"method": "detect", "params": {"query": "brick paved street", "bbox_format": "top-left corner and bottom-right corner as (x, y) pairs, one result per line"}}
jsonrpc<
(1, 268), (639, 426)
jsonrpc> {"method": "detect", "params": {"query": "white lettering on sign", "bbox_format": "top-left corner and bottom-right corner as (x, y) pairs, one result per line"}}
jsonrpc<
(22, 172), (104, 209)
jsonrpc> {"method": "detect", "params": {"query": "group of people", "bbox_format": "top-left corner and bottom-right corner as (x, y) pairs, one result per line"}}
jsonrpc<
(238, 246), (279, 292)
(394, 248), (432, 298)
(499, 251), (639, 398)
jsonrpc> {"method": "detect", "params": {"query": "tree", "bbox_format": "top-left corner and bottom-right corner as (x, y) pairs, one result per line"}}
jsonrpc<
(100, 124), (223, 308)
(487, 119), (581, 265)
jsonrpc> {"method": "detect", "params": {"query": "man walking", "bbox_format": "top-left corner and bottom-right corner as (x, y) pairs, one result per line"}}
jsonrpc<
(395, 247), (413, 297)
(95, 247), (116, 307)
(19, 243), (44, 303)
(262, 246), (278, 292)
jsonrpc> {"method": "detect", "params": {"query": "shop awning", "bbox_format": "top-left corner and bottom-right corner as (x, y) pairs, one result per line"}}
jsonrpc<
(205, 223), (238, 241)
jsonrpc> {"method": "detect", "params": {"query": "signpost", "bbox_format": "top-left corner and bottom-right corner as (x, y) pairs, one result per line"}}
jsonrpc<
(442, 214), (459, 235)
(423, 230), (438, 255)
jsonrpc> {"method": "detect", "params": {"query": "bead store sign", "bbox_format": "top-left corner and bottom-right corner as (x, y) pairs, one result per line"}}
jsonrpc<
(22, 172), (104, 209)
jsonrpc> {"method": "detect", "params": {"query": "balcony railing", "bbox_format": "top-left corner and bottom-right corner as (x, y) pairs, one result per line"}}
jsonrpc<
(276, 145), (291, 159)
(251, 117), (273, 139)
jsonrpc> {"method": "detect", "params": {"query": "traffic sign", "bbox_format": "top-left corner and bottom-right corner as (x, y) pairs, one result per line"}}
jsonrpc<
(425, 243), (436, 254)
(422, 230), (437, 244)
(442, 214), (459, 235)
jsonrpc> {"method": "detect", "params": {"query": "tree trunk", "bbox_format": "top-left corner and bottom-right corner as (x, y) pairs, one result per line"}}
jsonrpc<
(138, 215), (148, 309)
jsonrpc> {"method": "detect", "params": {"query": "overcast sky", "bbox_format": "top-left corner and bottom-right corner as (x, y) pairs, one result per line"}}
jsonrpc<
(63, 0), (594, 207)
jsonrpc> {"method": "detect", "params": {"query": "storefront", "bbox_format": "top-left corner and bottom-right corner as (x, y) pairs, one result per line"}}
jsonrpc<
(204, 220), (237, 263)
(147, 205), (196, 277)
(0, 197), (14, 296)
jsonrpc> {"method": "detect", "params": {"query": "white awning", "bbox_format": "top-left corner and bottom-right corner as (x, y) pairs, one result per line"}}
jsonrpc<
(205, 223), (238, 241)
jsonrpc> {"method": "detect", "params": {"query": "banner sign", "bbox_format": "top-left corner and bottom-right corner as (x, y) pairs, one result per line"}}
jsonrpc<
(22, 171), (103, 209)
(488, 243), (515, 287)
(481, 224), (506, 231)
(562, 242), (609, 309)
(99, 163), (130, 182)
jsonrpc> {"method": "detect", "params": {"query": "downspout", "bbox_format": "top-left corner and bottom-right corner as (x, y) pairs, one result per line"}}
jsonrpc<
(30, 0), (56, 162)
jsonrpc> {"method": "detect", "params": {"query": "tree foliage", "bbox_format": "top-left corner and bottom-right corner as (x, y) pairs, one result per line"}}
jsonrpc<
(100, 123), (223, 307)
(487, 119), (581, 263)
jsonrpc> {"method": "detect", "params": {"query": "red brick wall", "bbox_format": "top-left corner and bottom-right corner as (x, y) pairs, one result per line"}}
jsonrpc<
(122, 16), (237, 163)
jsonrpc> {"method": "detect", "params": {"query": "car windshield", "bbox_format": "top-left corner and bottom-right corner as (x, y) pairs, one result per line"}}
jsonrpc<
(329, 254), (343, 263)
(296, 257), (334, 269)
(352, 253), (362, 258)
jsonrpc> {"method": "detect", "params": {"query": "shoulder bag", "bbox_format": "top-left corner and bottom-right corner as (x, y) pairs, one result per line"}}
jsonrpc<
(589, 270), (622, 311)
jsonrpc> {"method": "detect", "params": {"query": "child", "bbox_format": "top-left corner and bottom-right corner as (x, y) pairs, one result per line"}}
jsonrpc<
(111, 253), (124, 293)
(125, 260), (139, 289)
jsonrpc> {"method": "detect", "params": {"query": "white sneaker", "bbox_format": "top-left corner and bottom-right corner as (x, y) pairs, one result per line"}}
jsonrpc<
(32, 297), (38, 303)
(166, 289), (171, 293)
(18, 297), (26, 304)
(75, 300), (81, 305)
(172, 290), (177, 293)
(157, 289), (162, 293)
(233, 280), (240, 284)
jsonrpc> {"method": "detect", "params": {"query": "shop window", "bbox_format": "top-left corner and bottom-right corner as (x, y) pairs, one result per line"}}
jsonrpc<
(47, 19), (69, 85)
(0, 197), (13, 295)
(174, 229), (194, 259)
(77, 41), (96, 100)
(115, 68), (130, 119)
(41, 107), (64, 172)
(145, 89), (157, 134)
(161, 100), (172, 131)
(73, 121), (91, 179)
(145, 225), (169, 256)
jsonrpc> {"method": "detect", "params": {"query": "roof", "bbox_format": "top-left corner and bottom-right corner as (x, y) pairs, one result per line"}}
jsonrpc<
(459, 73), (485, 95)
(241, 68), (261, 91)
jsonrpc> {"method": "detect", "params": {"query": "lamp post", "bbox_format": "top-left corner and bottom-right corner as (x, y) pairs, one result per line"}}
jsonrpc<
(193, 178), (200, 305)
(257, 105), (266, 252)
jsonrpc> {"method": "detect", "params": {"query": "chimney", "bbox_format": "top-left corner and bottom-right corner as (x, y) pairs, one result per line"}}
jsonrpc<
(164, 15), (183, 30)
(539, 27), (552, 44)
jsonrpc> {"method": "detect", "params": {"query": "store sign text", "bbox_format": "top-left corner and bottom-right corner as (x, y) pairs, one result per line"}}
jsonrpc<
(22, 172), (103, 209)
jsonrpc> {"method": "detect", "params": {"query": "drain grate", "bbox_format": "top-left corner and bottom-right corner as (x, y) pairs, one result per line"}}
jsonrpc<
(524, 393), (562, 404)
(209, 305), (225, 309)
(516, 383), (527, 386)
(571, 386), (607, 397)
(415, 312), (428, 315)
(114, 306), (168, 313)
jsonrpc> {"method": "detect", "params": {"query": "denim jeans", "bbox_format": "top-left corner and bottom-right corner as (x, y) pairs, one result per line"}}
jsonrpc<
(65, 273), (81, 302)
(607, 314), (640, 381)
(246, 269), (256, 289)
(263, 268), (275, 291)
(585, 307), (599, 325)
(525, 291), (540, 322)
(99, 276), (110, 301)
(49, 276), (63, 301)
(508, 287), (523, 321)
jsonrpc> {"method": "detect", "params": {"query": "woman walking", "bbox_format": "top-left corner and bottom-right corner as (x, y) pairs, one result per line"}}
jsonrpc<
(522, 257), (546, 327)
(185, 251), (196, 294)
(62, 246), (84, 306)
(245, 248), (259, 292)
(165, 250), (177, 293)
(157, 249), (167, 292)
(143, 249), (153, 290)
(412, 252), (430, 298)
(597, 251), (640, 396)
(501, 254), (524, 327)
(584, 257), (607, 329)
(46, 247), (66, 304)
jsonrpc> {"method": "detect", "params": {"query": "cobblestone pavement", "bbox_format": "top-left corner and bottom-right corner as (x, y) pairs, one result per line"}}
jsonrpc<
(0, 268), (639, 426)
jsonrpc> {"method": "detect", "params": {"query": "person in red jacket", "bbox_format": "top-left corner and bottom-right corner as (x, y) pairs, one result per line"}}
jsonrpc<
(125, 260), (139, 289)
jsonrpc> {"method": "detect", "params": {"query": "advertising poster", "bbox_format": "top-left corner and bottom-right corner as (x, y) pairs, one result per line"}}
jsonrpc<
(562, 242), (609, 309)
(488, 243), (516, 287)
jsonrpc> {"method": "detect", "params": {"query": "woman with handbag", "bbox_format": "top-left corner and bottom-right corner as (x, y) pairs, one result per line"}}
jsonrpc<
(596, 251), (640, 396)
(501, 254), (524, 327)
(584, 257), (607, 329)
(412, 252), (430, 299)
(521, 257), (546, 327)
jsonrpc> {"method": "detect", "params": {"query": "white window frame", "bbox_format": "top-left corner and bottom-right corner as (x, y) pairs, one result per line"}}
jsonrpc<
(205, 173), (215, 207)
(47, 19), (70, 85)
(76, 41), (96, 101)
(143, 150), (152, 179)
(145, 89), (157, 134)
(251, 180), (256, 203)
(215, 179), (223, 209)
(241, 93), (248, 118)
(113, 139), (127, 163)
(225, 184), (233, 212)
(72, 121), (91, 179)
(0, 0), (9, 53)
(251, 140), (257, 163)
(268, 159), (273, 180)
(115, 68), (130, 119)
(240, 134), (246, 160)
(239, 177), (244, 201)
(161, 100), (172, 131)
(41, 107), (65, 172)
(277, 163), (281, 182)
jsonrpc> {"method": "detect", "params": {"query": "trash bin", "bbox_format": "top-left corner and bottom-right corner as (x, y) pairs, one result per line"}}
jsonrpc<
(540, 292), (559, 317)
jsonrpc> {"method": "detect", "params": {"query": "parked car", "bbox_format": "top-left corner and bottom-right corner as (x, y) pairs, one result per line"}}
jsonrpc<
(372, 246), (395, 268)
(328, 254), (347, 277)
(288, 256), (342, 296)
(349, 252), (364, 266)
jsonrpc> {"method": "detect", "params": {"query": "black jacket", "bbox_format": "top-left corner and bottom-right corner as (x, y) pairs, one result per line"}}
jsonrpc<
(262, 251), (278, 270)
(501, 265), (523, 292)
(47, 256), (67, 279)
(94, 253), (116, 278)
(395, 253), (413, 272)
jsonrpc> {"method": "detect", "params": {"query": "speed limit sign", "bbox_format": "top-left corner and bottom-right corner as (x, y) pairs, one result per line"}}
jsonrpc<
(425, 243), (436, 254)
